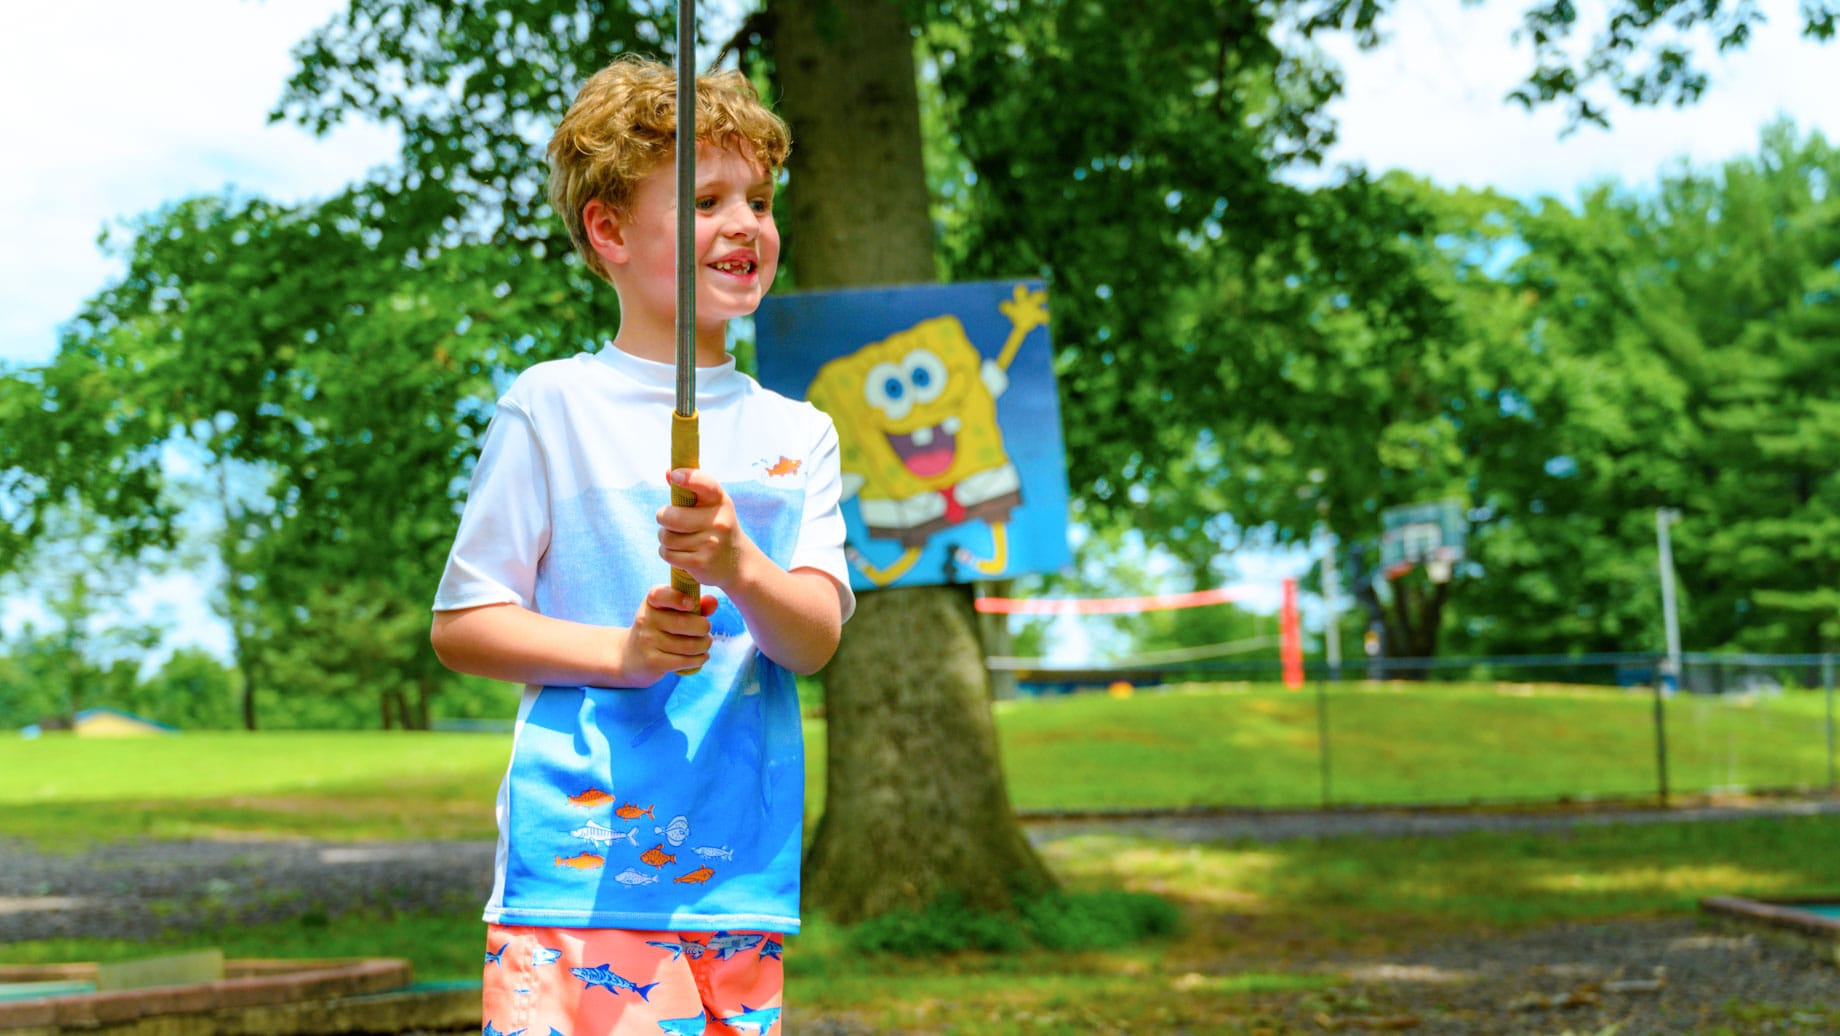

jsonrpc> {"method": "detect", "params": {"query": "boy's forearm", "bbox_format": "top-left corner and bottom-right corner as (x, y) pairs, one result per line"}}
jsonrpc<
(431, 603), (633, 688)
(726, 546), (844, 676)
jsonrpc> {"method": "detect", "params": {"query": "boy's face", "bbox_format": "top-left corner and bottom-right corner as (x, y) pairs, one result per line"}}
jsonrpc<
(596, 141), (780, 339)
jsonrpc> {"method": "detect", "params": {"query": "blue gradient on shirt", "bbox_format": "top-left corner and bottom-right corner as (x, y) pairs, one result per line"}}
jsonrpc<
(497, 478), (810, 931)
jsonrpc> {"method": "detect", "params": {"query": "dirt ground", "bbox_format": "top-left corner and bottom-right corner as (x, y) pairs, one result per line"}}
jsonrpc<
(4, 798), (1838, 1034)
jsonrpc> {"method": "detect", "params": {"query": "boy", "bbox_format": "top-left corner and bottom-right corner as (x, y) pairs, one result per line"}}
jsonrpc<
(430, 55), (852, 1036)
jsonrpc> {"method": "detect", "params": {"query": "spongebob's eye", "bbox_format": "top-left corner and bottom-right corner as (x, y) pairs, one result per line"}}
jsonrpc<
(863, 362), (913, 420)
(903, 350), (948, 404)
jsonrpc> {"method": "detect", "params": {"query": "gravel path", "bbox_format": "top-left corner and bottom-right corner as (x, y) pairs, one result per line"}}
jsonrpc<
(3, 801), (1837, 1034)
(1019, 794), (1840, 846)
(0, 839), (496, 943)
(1271, 916), (1839, 1035)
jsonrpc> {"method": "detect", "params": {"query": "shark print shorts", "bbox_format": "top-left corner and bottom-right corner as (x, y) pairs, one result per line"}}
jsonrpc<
(482, 923), (784, 1035)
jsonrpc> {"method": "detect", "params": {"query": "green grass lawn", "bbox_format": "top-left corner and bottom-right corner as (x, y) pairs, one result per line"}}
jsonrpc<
(2, 682), (1836, 1032)
(7, 814), (1839, 1032)
(0, 682), (1832, 843)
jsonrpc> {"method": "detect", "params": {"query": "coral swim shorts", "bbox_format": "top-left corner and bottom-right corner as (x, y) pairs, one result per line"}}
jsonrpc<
(482, 923), (784, 1035)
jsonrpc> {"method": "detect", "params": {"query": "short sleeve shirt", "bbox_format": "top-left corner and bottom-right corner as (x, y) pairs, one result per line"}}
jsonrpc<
(434, 346), (853, 933)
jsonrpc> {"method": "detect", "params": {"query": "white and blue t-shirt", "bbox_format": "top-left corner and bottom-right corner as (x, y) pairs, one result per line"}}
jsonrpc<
(433, 345), (854, 934)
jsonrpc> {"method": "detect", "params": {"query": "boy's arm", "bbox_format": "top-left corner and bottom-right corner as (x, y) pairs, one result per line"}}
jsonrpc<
(726, 558), (846, 676)
(659, 468), (846, 675)
(431, 588), (716, 688)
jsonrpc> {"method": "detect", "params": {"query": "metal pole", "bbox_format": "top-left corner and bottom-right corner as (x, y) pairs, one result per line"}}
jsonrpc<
(1656, 507), (1683, 695)
(1315, 678), (1333, 808)
(674, 4), (697, 419)
(667, 2), (703, 675)
(1651, 675), (1670, 807)
(1825, 653), (1836, 793)
(1321, 548), (1343, 682)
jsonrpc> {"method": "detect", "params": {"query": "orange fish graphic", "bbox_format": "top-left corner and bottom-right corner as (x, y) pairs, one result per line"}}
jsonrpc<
(615, 802), (655, 820)
(569, 788), (614, 808)
(674, 866), (715, 885)
(764, 456), (801, 478)
(640, 844), (677, 868)
(555, 852), (605, 870)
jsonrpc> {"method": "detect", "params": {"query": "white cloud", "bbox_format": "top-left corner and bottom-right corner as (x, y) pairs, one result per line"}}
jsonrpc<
(1315, 0), (1840, 199)
(4, 0), (1834, 666)
(0, 0), (399, 367)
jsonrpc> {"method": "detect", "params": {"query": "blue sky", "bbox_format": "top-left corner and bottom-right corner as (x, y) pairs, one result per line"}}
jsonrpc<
(4, 1), (1835, 371)
(2, 0), (1836, 661)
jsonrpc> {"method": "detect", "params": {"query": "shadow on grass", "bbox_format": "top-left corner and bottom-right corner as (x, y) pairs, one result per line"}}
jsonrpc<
(5, 814), (1840, 1033)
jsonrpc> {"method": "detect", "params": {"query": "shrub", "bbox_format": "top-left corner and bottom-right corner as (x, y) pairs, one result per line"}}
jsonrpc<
(1020, 889), (1181, 951)
(846, 889), (1179, 957)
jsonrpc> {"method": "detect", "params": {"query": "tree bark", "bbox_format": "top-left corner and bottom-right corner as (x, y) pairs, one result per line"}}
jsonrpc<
(804, 584), (1051, 918)
(770, 0), (1054, 923)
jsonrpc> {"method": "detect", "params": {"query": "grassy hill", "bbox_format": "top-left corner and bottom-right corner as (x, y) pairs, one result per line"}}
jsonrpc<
(1, 681), (1831, 844)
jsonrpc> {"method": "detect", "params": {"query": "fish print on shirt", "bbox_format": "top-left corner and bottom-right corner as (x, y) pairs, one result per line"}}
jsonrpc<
(758, 937), (783, 961)
(691, 845), (733, 861)
(760, 456), (802, 478)
(656, 815), (690, 846)
(531, 946), (562, 967)
(614, 868), (658, 886)
(484, 942), (508, 967)
(674, 865), (715, 885)
(554, 852), (604, 870)
(615, 802), (655, 821)
(567, 788), (614, 808)
(639, 845), (677, 868)
(567, 821), (638, 848)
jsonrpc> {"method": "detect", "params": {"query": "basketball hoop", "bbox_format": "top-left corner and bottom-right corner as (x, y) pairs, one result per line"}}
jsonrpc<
(1381, 499), (1468, 584)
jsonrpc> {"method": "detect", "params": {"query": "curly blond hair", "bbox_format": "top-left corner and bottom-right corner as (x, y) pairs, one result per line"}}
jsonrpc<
(548, 55), (791, 282)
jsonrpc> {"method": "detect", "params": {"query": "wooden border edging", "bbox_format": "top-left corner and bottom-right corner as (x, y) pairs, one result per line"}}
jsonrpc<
(0, 958), (417, 1032)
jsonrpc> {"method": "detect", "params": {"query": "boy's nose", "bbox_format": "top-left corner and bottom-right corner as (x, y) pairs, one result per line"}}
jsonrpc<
(722, 206), (759, 239)
(713, 212), (750, 241)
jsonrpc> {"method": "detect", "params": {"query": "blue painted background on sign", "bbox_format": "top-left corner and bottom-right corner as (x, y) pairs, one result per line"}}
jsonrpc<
(754, 280), (1072, 591)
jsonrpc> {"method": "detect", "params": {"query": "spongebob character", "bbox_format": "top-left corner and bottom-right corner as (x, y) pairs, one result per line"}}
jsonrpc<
(806, 284), (1049, 586)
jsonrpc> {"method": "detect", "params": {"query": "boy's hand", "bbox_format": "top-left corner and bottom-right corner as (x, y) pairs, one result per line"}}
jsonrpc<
(623, 586), (717, 684)
(657, 468), (752, 589)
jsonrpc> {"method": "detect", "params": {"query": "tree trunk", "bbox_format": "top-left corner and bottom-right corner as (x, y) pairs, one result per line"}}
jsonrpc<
(804, 584), (1051, 919)
(239, 656), (259, 731)
(413, 671), (433, 730)
(770, 0), (1054, 923)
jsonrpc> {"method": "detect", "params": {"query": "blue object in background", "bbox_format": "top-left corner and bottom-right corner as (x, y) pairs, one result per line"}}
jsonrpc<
(755, 280), (1072, 591)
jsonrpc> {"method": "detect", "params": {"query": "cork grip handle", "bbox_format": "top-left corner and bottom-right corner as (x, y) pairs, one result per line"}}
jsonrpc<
(670, 409), (701, 676)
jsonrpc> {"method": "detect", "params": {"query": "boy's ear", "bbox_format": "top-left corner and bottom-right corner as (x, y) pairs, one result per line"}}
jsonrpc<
(582, 198), (629, 268)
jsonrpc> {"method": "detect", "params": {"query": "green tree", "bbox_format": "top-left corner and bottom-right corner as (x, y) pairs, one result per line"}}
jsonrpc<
(1, 192), (580, 728)
(133, 648), (240, 730)
(0, 505), (164, 725)
(0, 635), (63, 730)
(2, 0), (1826, 922)
(1460, 122), (1840, 657)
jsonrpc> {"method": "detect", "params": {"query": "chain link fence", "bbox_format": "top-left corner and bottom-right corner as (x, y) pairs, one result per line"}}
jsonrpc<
(994, 652), (1840, 809)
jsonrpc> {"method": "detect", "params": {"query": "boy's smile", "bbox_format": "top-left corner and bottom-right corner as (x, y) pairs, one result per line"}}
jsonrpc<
(589, 141), (780, 366)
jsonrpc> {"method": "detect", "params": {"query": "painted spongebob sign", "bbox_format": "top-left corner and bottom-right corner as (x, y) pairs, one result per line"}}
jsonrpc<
(755, 280), (1072, 590)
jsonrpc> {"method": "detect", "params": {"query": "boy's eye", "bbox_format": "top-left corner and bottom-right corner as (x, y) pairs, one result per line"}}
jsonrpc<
(750, 197), (772, 214)
(695, 197), (717, 211)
